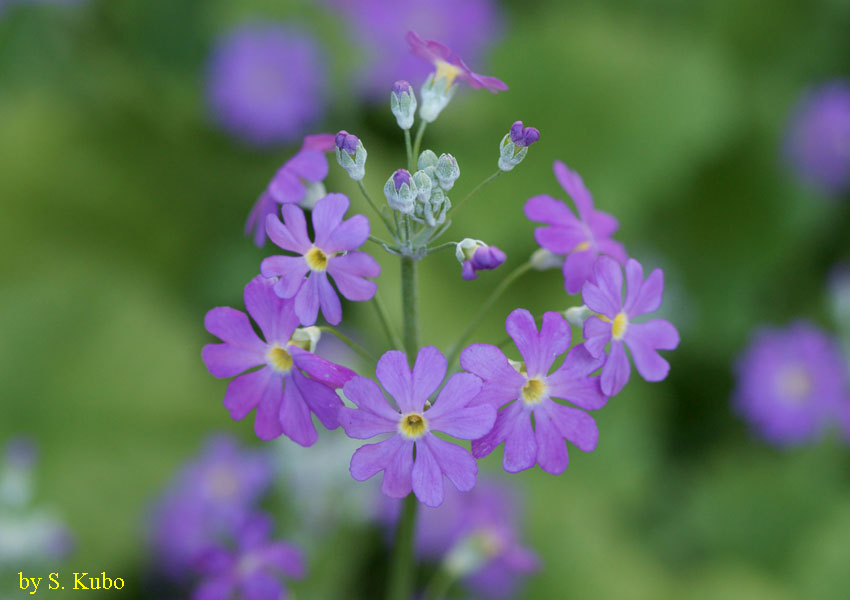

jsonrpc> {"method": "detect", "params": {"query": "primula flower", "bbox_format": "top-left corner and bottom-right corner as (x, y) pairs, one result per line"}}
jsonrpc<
(245, 134), (336, 247)
(733, 322), (848, 446)
(193, 514), (305, 600)
(338, 347), (496, 507)
(524, 161), (627, 294)
(206, 23), (327, 147)
(260, 194), (380, 326)
(202, 276), (355, 444)
(455, 238), (506, 280)
(582, 257), (680, 397)
(461, 309), (607, 474)
(510, 121), (541, 147)
(406, 30), (507, 93)
(784, 80), (850, 195)
(149, 435), (273, 580)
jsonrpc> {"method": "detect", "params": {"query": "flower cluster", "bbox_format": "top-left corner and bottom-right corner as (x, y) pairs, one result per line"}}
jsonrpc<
(200, 29), (680, 598)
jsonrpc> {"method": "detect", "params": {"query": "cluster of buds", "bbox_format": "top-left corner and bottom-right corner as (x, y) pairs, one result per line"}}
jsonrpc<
(498, 121), (541, 171)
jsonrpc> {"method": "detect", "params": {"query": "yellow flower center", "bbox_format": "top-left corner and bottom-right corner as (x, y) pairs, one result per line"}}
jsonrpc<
(572, 241), (591, 252)
(611, 312), (628, 340)
(399, 412), (428, 439)
(776, 365), (812, 403)
(305, 246), (328, 271)
(266, 345), (293, 373)
(521, 377), (547, 405)
(435, 60), (462, 89)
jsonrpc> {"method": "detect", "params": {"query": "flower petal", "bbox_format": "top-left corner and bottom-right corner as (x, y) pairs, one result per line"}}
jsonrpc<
(589, 210), (619, 239)
(312, 193), (349, 246)
(502, 406), (537, 473)
(204, 307), (265, 351)
(545, 401), (599, 452)
(624, 259), (664, 317)
(425, 372), (483, 424)
(244, 275), (299, 344)
(423, 434), (478, 493)
(505, 309), (542, 373)
(292, 348), (356, 389)
(258, 542), (306, 578)
(294, 273), (320, 326)
(459, 343), (525, 408)
(593, 255), (624, 308)
(626, 320), (679, 382)
(203, 344), (264, 378)
(471, 400), (524, 459)
(376, 350), (414, 412)
(553, 161), (595, 221)
(533, 406), (568, 474)
(545, 347), (608, 410)
(316, 272), (342, 326)
(268, 167), (305, 204)
(350, 435), (404, 483)
(240, 573), (282, 600)
(411, 438), (444, 507)
(286, 149), (328, 182)
(222, 367), (277, 422)
(279, 374), (317, 447)
(339, 378), (399, 439)
(245, 191), (277, 247)
(582, 317), (612, 358)
(327, 252), (379, 301)
(597, 238), (628, 263)
(323, 215), (371, 254)
(193, 576), (234, 600)
(267, 205), (311, 254)
(260, 256), (309, 300)
(563, 248), (597, 295)
(600, 340), (630, 396)
(523, 194), (575, 226)
(412, 346), (447, 411)
(292, 369), (342, 430)
(534, 223), (588, 255)
(535, 311), (571, 375)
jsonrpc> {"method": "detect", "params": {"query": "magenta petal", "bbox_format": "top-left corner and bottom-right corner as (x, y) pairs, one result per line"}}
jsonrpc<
(563, 248), (598, 295)
(471, 400), (524, 459)
(266, 207), (310, 254)
(534, 224), (587, 255)
(342, 376), (400, 420)
(312, 193), (349, 245)
(193, 577), (234, 600)
(292, 348), (355, 389)
(412, 346), (447, 411)
(205, 307), (265, 352)
(535, 311), (571, 375)
(533, 407), (568, 474)
(582, 317), (612, 358)
(505, 309), (542, 373)
(626, 320), (679, 382)
(223, 367), (276, 420)
(459, 343), (525, 408)
(240, 573), (282, 600)
(553, 161), (595, 221)
(323, 215), (371, 254)
(351, 436), (402, 482)
(245, 191), (277, 247)
(624, 260), (664, 317)
(588, 210), (619, 239)
(327, 252), (379, 301)
(315, 272), (342, 325)
(247, 369), (284, 441)
(423, 435), (478, 493)
(597, 238), (628, 263)
(294, 273), (320, 326)
(502, 407), (537, 473)
(203, 344), (264, 378)
(260, 256), (309, 300)
(545, 349), (608, 410)
(279, 374), (317, 446)
(426, 372), (483, 423)
(292, 369), (342, 430)
(600, 341), (630, 396)
(523, 194), (575, 226)
(376, 350), (414, 412)
(339, 379), (399, 439)
(411, 438), (444, 507)
(268, 167), (305, 204)
(545, 402), (599, 452)
(431, 404), (495, 440)
(593, 256), (624, 306)
(286, 149), (328, 182)
(244, 275), (299, 344)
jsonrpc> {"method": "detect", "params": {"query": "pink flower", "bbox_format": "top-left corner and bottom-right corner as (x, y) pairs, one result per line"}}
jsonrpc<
(406, 30), (507, 93)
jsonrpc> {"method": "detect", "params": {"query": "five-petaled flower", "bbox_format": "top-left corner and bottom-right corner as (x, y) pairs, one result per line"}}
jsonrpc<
(406, 30), (508, 93)
(202, 276), (355, 444)
(192, 513), (305, 600)
(582, 256), (680, 397)
(524, 161), (627, 294)
(245, 134), (336, 247)
(261, 193), (380, 326)
(339, 347), (496, 507)
(461, 309), (607, 475)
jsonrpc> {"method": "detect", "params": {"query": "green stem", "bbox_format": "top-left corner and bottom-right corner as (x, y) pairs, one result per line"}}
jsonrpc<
(387, 494), (419, 600)
(405, 128), (415, 172)
(412, 121), (427, 166)
(449, 171), (501, 217)
(368, 235), (400, 252)
(446, 260), (533, 367)
(400, 255), (419, 358)
(422, 567), (456, 600)
(358, 180), (394, 234)
(424, 242), (457, 256)
(372, 292), (403, 350)
(318, 326), (376, 363)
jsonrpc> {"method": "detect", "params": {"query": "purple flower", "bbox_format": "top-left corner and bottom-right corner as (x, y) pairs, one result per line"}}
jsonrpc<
(733, 322), (848, 446)
(406, 30), (508, 93)
(524, 161), (627, 294)
(784, 80), (850, 195)
(206, 23), (327, 147)
(193, 514), (305, 600)
(260, 194), (380, 326)
(335, 130), (360, 155)
(456, 239), (506, 280)
(246, 134), (337, 247)
(510, 121), (540, 147)
(582, 257), (680, 397)
(461, 309), (607, 475)
(392, 80), (413, 96)
(202, 276), (355, 444)
(149, 435), (272, 580)
(338, 347), (496, 507)
(325, 0), (503, 98)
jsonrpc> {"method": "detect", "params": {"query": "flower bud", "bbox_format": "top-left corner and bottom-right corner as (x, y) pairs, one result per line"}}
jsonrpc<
(390, 80), (417, 130)
(417, 149), (439, 171)
(383, 169), (417, 214)
(456, 238), (506, 280)
(289, 326), (322, 353)
(564, 305), (593, 328)
(335, 130), (367, 180)
(497, 121), (540, 172)
(298, 181), (327, 211)
(510, 120), (541, 147)
(413, 183), (450, 228)
(530, 248), (564, 271)
(411, 170), (432, 204)
(435, 153), (460, 190)
(419, 73), (458, 123)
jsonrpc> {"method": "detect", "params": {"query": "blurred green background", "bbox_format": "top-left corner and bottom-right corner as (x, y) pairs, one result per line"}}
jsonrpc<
(2, 0), (850, 598)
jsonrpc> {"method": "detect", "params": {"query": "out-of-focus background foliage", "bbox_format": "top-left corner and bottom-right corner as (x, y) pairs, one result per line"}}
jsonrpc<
(2, 0), (849, 598)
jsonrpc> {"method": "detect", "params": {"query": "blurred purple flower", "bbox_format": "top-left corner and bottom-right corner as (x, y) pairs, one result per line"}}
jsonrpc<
(338, 347), (496, 507)
(582, 257), (680, 396)
(202, 276), (355, 444)
(246, 134), (336, 247)
(406, 30), (508, 93)
(462, 309), (607, 475)
(326, 0), (503, 98)
(784, 80), (850, 196)
(149, 435), (272, 579)
(192, 514), (305, 600)
(206, 23), (327, 147)
(525, 161), (627, 294)
(733, 322), (848, 446)
(261, 194), (380, 326)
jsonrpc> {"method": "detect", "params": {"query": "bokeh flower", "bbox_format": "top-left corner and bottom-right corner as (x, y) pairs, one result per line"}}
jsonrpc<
(784, 80), (850, 196)
(261, 194), (380, 326)
(339, 347), (496, 507)
(202, 276), (355, 444)
(582, 257), (679, 396)
(245, 134), (336, 247)
(206, 23), (327, 147)
(733, 322), (848, 446)
(406, 30), (508, 93)
(524, 161), (627, 294)
(462, 309), (607, 475)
